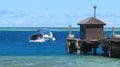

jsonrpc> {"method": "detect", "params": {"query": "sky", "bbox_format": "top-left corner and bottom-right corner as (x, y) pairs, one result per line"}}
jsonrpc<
(0, 0), (120, 27)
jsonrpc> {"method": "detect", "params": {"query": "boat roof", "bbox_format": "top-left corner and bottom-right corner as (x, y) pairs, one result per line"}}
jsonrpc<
(77, 17), (106, 25)
(37, 29), (51, 35)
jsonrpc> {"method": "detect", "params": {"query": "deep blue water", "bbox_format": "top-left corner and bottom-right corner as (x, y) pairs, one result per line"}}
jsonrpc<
(1, 30), (120, 67)
(0, 31), (70, 55)
(0, 30), (119, 56)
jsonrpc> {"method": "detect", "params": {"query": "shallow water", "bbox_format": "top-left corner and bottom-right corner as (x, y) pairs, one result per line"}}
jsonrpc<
(0, 55), (120, 67)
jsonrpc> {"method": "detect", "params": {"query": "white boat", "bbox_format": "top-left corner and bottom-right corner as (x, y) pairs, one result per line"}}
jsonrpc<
(29, 29), (56, 42)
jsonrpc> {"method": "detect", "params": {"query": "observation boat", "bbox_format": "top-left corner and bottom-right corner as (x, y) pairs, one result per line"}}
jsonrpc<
(29, 29), (55, 42)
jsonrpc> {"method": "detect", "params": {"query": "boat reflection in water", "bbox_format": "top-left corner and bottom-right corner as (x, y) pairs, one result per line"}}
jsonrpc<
(29, 29), (55, 42)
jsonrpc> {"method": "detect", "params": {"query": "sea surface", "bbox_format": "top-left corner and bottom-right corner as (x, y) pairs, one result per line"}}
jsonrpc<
(0, 28), (120, 67)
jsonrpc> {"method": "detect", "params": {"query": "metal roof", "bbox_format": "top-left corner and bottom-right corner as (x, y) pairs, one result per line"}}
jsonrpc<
(77, 17), (106, 25)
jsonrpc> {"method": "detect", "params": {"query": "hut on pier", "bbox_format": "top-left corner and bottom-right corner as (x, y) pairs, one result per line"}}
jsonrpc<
(77, 17), (106, 41)
(66, 6), (120, 58)
(66, 6), (107, 55)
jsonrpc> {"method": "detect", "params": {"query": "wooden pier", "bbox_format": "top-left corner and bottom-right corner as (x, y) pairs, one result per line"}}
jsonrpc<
(66, 25), (120, 58)
(66, 6), (120, 58)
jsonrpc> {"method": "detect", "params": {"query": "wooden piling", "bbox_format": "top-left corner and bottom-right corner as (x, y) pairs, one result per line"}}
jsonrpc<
(66, 40), (72, 54)
(68, 25), (74, 39)
(109, 47), (112, 57)
(93, 48), (97, 55)
(75, 40), (80, 55)
(93, 43), (98, 55)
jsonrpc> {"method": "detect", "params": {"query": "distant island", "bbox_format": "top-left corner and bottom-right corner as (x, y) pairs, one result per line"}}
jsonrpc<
(0, 27), (120, 31)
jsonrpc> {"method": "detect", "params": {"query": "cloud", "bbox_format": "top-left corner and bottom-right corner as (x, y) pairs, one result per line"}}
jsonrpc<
(0, 10), (14, 18)
(31, 15), (45, 19)
(10, 13), (30, 18)
(97, 13), (120, 17)
(15, 20), (26, 26)
(83, 13), (120, 18)
(0, 10), (14, 15)
(0, 10), (48, 20)
(0, 10), (31, 18)
(0, 10), (50, 27)
(65, 14), (81, 18)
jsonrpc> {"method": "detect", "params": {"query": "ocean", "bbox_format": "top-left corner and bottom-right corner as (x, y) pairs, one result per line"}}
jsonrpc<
(0, 28), (120, 67)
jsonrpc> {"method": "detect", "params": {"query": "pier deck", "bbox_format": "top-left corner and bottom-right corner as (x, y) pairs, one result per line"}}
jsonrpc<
(66, 37), (99, 55)
(66, 37), (120, 58)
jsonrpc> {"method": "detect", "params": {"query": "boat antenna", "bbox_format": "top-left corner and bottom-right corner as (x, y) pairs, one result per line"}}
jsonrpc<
(93, 5), (97, 18)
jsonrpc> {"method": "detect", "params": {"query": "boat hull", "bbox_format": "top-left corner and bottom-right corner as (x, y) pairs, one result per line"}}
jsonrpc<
(29, 39), (45, 42)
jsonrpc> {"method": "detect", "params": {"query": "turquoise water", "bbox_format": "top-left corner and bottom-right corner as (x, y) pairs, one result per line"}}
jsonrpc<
(1, 27), (120, 31)
(0, 55), (120, 67)
(0, 27), (78, 31)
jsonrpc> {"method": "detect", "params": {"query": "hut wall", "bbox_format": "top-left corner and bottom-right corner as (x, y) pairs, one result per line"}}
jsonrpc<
(86, 25), (104, 40)
(80, 25), (86, 39)
(80, 24), (104, 40)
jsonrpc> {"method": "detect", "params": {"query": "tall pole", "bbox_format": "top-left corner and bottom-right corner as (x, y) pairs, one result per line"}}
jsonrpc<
(112, 26), (115, 37)
(93, 5), (97, 18)
(69, 25), (72, 35)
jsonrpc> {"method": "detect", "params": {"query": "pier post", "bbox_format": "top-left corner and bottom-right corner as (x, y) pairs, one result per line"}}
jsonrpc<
(93, 48), (97, 55)
(112, 27), (115, 37)
(66, 40), (72, 54)
(109, 46), (112, 57)
(76, 40), (80, 55)
(93, 43), (98, 55)
(68, 25), (74, 39)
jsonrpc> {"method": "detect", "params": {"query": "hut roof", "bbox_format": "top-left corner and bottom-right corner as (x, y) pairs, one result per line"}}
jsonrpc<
(77, 17), (106, 25)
